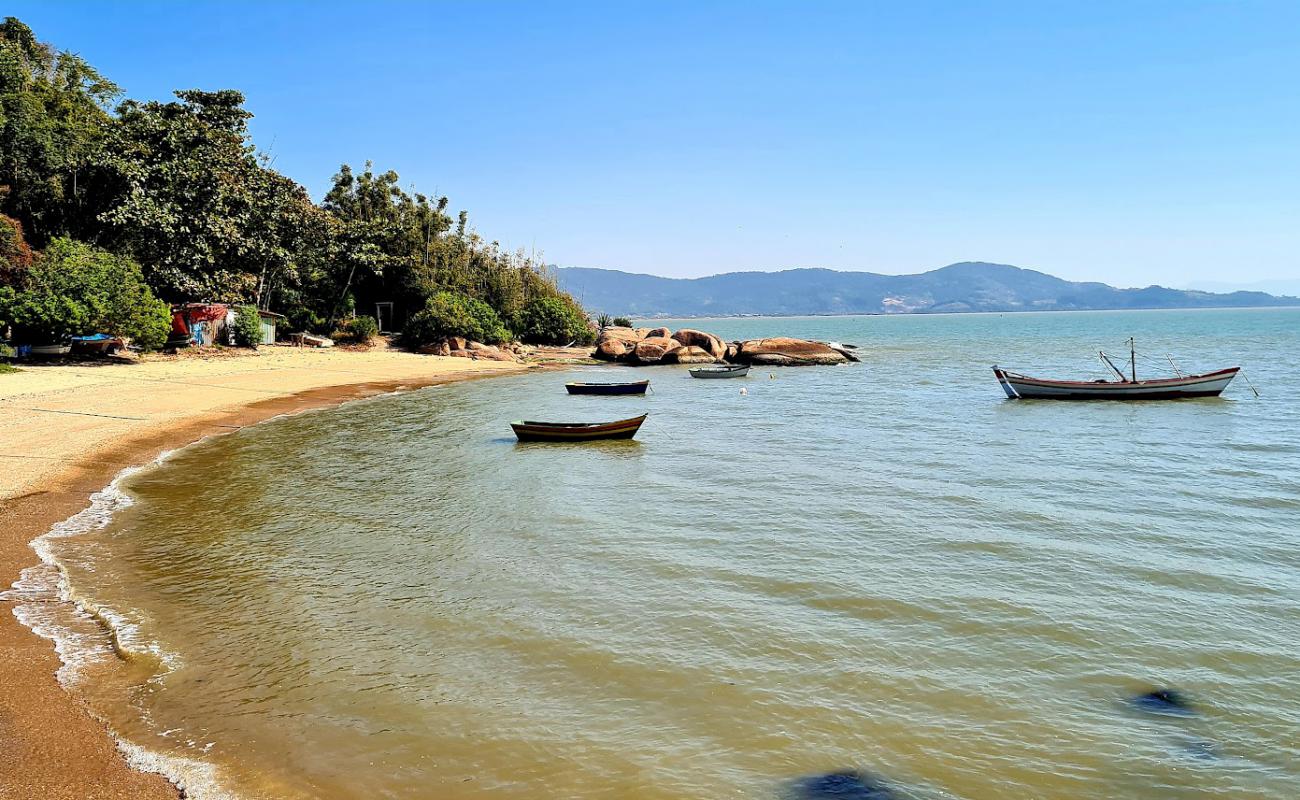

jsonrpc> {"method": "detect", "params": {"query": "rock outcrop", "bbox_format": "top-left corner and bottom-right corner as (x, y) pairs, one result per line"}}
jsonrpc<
(661, 345), (718, 364)
(632, 335), (680, 364)
(590, 326), (854, 367)
(671, 328), (727, 359)
(733, 337), (849, 366)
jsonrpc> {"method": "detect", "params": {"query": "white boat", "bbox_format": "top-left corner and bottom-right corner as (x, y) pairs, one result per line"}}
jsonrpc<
(689, 364), (750, 379)
(993, 339), (1240, 400)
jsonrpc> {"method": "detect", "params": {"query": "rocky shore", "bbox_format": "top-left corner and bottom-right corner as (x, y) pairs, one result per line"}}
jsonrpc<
(592, 326), (860, 367)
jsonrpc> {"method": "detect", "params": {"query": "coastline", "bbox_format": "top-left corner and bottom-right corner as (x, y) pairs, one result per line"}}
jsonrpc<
(0, 346), (544, 799)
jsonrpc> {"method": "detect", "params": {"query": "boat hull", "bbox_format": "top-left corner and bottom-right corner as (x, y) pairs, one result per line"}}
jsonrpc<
(689, 365), (750, 379)
(993, 366), (1239, 400)
(565, 380), (649, 395)
(511, 414), (648, 442)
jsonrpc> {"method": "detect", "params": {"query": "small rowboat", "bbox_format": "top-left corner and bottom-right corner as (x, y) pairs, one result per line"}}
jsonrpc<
(689, 365), (750, 379)
(565, 380), (649, 395)
(511, 414), (647, 442)
(993, 366), (1239, 400)
(993, 339), (1240, 400)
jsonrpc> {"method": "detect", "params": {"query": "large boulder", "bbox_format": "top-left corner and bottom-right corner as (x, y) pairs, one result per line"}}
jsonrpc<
(645, 326), (672, 339)
(596, 338), (634, 360)
(662, 345), (717, 364)
(672, 328), (726, 359)
(725, 342), (741, 362)
(632, 335), (680, 364)
(734, 337), (849, 366)
(592, 326), (645, 361)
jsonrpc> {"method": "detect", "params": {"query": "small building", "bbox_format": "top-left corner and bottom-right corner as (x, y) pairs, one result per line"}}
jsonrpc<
(171, 304), (285, 346)
(172, 303), (228, 346)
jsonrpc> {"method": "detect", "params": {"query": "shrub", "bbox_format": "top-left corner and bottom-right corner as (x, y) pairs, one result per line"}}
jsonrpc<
(232, 305), (262, 348)
(334, 315), (378, 343)
(0, 238), (171, 350)
(612, 316), (632, 328)
(513, 296), (596, 346)
(403, 291), (509, 346)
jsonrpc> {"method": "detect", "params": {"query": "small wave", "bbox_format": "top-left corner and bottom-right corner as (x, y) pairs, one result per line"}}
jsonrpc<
(2, 459), (246, 800)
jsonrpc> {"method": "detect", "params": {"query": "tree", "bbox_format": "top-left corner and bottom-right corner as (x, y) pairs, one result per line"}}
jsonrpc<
(0, 237), (170, 348)
(512, 295), (595, 345)
(92, 89), (273, 301)
(0, 17), (119, 243)
(403, 291), (509, 345)
(0, 214), (33, 286)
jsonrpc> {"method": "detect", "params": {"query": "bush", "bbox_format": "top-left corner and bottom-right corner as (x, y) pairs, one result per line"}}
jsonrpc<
(612, 316), (632, 328)
(232, 305), (262, 348)
(333, 315), (378, 344)
(513, 296), (596, 346)
(0, 238), (171, 350)
(403, 291), (509, 346)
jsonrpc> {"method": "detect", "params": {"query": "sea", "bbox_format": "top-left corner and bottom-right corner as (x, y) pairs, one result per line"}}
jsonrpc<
(7, 308), (1300, 800)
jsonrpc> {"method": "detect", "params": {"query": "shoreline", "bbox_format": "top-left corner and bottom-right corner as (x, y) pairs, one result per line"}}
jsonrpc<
(0, 347), (555, 799)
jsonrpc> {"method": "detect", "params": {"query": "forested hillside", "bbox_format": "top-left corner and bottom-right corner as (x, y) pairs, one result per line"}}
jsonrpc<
(0, 17), (592, 350)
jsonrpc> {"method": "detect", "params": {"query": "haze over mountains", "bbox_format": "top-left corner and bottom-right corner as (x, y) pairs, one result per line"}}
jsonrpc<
(558, 262), (1300, 318)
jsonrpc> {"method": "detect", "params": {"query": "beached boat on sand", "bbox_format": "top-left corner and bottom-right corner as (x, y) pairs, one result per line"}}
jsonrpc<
(994, 339), (1239, 400)
(511, 414), (648, 442)
(565, 380), (649, 395)
(689, 365), (750, 379)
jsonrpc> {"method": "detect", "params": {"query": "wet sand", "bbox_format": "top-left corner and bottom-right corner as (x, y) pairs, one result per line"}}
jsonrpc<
(0, 345), (536, 799)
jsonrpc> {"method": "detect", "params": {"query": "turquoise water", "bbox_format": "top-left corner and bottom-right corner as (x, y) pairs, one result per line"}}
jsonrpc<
(36, 309), (1300, 799)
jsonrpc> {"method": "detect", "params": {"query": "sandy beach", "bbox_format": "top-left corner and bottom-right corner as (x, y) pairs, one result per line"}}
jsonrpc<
(0, 345), (534, 799)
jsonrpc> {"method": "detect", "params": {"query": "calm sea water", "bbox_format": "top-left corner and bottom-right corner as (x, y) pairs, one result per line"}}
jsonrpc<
(21, 309), (1300, 799)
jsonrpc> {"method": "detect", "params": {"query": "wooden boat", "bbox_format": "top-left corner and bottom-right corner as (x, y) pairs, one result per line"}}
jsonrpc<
(689, 365), (750, 379)
(511, 414), (647, 442)
(993, 339), (1239, 400)
(565, 380), (649, 395)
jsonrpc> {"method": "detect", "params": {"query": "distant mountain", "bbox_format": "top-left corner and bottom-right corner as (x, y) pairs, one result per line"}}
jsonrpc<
(1184, 278), (1300, 297)
(558, 262), (1300, 317)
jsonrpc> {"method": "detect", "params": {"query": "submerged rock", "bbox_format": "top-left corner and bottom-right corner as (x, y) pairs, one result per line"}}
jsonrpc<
(790, 770), (895, 800)
(1133, 688), (1195, 716)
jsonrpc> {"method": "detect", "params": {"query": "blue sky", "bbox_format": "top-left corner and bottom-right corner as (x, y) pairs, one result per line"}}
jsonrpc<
(14, 1), (1300, 287)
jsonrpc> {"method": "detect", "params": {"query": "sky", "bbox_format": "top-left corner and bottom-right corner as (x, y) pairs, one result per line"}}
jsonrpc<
(13, 1), (1300, 288)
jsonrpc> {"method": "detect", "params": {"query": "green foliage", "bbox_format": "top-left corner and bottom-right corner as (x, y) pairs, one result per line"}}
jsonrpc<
(0, 237), (170, 348)
(512, 296), (595, 346)
(0, 361), (19, 374)
(403, 291), (509, 346)
(0, 18), (593, 348)
(612, 316), (632, 328)
(231, 305), (261, 348)
(333, 314), (378, 344)
(0, 17), (119, 244)
(596, 313), (611, 328)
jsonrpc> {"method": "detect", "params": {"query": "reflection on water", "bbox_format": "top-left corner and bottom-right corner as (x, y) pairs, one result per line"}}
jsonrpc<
(30, 309), (1300, 799)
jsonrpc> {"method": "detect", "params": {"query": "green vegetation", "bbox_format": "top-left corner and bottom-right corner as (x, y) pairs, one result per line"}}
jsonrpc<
(231, 305), (262, 348)
(0, 237), (170, 349)
(0, 17), (588, 351)
(511, 296), (595, 346)
(404, 292), (509, 346)
(333, 315), (378, 344)
(612, 316), (633, 328)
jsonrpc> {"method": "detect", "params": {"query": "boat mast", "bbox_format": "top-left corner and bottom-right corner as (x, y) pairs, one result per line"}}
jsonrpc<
(1129, 337), (1137, 382)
